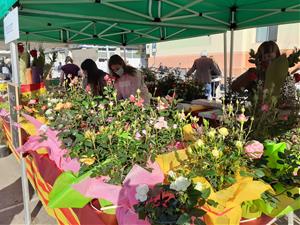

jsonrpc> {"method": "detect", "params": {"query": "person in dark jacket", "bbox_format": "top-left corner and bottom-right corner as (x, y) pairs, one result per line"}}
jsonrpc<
(60, 56), (80, 87)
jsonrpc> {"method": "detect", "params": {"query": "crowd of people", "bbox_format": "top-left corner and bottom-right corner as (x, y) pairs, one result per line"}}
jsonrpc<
(59, 54), (151, 104)
(52, 40), (300, 104)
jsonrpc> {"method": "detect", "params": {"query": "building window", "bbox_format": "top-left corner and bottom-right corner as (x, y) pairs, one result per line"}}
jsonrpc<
(256, 26), (278, 43)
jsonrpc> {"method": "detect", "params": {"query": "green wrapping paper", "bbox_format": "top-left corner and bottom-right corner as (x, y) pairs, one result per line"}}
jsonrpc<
(49, 171), (92, 208)
(247, 142), (300, 218)
(241, 201), (262, 219)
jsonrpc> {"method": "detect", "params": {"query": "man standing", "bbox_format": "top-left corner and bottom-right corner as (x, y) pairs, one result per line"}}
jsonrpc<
(187, 51), (221, 100)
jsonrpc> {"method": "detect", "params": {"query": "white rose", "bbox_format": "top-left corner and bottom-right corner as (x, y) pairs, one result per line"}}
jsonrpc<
(173, 124), (178, 129)
(48, 116), (54, 121)
(135, 193), (147, 202)
(168, 170), (176, 179)
(39, 125), (49, 133)
(45, 109), (53, 116)
(47, 103), (53, 107)
(135, 184), (149, 202)
(136, 184), (149, 195)
(170, 176), (191, 192)
(195, 182), (203, 191)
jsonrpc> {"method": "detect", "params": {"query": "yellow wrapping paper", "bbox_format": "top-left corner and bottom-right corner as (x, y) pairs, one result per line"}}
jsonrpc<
(156, 150), (272, 225)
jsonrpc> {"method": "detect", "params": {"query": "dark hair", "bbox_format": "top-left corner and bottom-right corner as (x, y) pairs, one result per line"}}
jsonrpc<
(108, 54), (137, 77)
(256, 41), (281, 62)
(81, 59), (101, 94)
(65, 56), (73, 64)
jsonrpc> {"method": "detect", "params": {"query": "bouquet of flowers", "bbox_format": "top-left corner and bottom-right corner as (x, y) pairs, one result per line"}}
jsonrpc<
(134, 172), (215, 225)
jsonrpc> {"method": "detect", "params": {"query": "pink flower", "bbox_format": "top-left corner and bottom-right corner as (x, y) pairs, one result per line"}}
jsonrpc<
(165, 95), (175, 104)
(106, 117), (114, 123)
(135, 98), (144, 108)
(154, 117), (168, 130)
(14, 105), (23, 111)
(157, 101), (169, 111)
(86, 85), (91, 92)
(41, 105), (47, 111)
(175, 141), (185, 150)
(237, 114), (248, 123)
(279, 114), (289, 121)
(104, 74), (113, 85)
(129, 95), (136, 103)
(135, 132), (142, 141)
(244, 140), (264, 159)
(28, 99), (37, 105)
(124, 122), (130, 131)
(261, 104), (269, 112)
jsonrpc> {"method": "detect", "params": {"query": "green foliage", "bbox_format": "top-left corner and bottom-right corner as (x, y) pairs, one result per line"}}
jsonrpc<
(29, 79), (190, 184)
(134, 179), (210, 225)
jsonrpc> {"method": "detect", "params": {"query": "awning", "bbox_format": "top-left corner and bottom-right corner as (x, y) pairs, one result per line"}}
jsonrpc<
(0, 0), (299, 46)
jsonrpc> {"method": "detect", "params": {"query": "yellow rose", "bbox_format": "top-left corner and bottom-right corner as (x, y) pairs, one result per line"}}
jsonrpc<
(208, 129), (216, 139)
(195, 139), (204, 148)
(211, 148), (220, 158)
(235, 141), (243, 150)
(84, 130), (96, 141)
(80, 157), (96, 166)
(54, 102), (64, 111)
(64, 102), (73, 109)
(218, 127), (229, 137)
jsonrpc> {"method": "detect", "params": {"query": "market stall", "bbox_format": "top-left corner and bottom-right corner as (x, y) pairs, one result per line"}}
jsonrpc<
(0, 1), (300, 225)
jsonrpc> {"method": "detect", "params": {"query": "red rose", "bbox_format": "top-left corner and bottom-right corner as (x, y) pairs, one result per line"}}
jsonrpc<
(18, 43), (24, 54)
(294, 73), (300, 83)
(248, 72), (257, 81)
(30, 49), (38, 58)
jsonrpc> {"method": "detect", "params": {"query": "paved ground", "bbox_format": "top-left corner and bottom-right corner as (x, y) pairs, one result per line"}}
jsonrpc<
(0, 153), (56, 225)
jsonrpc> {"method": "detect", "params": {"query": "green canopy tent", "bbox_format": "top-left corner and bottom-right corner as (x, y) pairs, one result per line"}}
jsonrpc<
(1, 1), (299, 224)
(1, 0), (299, 88)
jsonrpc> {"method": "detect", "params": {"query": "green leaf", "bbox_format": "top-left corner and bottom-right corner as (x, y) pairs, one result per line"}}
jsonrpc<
(194, 218), (206, 225)
(254, 169), (265, 178)
(176, 213), (190, 225)
(201, 188), (211, 199)
(207, 199), (218, 207)
(189, 208), (206, 217)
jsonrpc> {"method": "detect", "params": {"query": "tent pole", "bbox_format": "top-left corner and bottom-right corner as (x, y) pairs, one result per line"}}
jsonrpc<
(123, 47), (126, 62)
(10, 41), (31, 225)
(223, 32), (227, 95)
(229, 29), (234, 86)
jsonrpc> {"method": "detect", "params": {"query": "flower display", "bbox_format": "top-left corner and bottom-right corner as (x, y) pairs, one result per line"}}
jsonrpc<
(29, 80), (189, 184)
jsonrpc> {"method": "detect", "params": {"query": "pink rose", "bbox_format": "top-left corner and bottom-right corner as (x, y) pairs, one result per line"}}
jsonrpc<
(261, 104), (269, 112)
(244, 140), (264, 159)
(279, 114), (289, 121)
(28, 99), (37, 105)
(237, 114), (248, 123)
(129, 95), (136, 103)
(135, 98), (144, 108)
(135, 132), (142, 141)
(41, 105), (47, 111)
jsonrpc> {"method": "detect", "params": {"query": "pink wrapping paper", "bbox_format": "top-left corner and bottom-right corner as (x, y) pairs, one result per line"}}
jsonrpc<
(73, 162), (164, 225)
(17, 114), (80, 173)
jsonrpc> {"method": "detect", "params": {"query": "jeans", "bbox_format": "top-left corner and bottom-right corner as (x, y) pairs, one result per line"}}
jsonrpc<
(204, 83), (212, 100)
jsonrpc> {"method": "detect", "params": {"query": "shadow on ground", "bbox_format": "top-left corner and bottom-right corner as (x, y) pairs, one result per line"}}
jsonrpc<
(0, 178), (35, 225)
